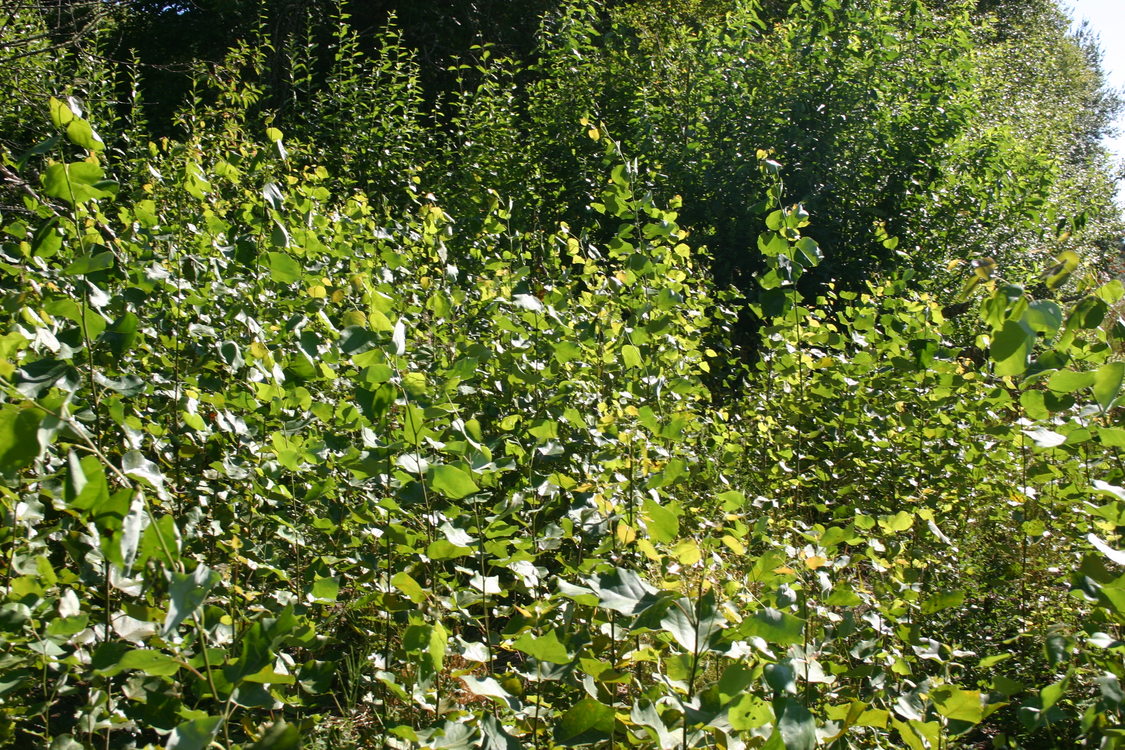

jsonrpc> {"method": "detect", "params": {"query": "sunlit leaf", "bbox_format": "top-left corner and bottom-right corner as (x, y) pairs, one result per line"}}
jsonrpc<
(513, 630), (571, 664)
(266, 251), (301, 283)
(1093, 362), (1125, 412)
(429, 464), (479, 499)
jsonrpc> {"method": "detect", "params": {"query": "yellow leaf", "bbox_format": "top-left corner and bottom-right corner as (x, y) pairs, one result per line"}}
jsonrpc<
(637, 539), (661, 562)
(673, 539), (701, 566)
(616, 522), (636, 545)
(721, 535), (746, 555)
(805, 556), (828, 569)
(341, 310), (366, 327)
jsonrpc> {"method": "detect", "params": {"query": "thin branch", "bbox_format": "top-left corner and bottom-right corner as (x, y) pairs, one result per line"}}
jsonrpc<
(0, 162), (50, 207)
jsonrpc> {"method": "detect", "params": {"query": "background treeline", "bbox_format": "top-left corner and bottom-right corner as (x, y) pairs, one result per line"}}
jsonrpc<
(2, 1), (1125, 749)
(5, 0), (1122, 310)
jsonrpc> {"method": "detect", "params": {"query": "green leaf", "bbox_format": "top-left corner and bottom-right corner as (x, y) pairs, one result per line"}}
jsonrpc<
(403, 623), (446, 672)
(1044, 250), (1079, 290)
(66, 118), (104, 151)
(527, 419), (558, 441)
(183, 164), (211, 199)
(765, 662), (797, 693)
(630, 701), (681, 748)
(49, 735), (83, 750)
(891, 719), (941, 750)
(428, 464), (479, 499)
(1039, 675), (1070, 711)
(247, 722), (300, 750)
(554, 340), (582, 364)
(921, 589), (965, 615)
(991, 320), (1034, 376)
(65, 451), (109, 513)
(826, 585), (863, 606)
(30, 218), (62, 258)
(62, 251), (114, 276)
(478, 714), (521, 750)
(978, 653), (1013, 669)
(309, 576), (339, 603)
(266, 252), (301, 283)
(775, 697), (816, 750)
(133, 199), (158, 227)
(340, 326), (378, 357)
(0, 405), (40, 478)
(426, 721), (473, 749)
(742, 608), (805, 646)
(429, 623), (448, 672)
(163, 565), (220, 637)
(123, 451), (165, 493)
(1098, 427), (1125, 447)
(391, 572), (427, 603)
(718, 661), (755, 701)
(660, 593), (724, 653)
(108, 649), (181, 677)
(582, 568), (666, 615)
(729, 693), (774, 730)
(513, 630), (571, 664)
(1048, 369), (1095, 394)
(0, 602), (31, 631)
(138, 515), (181, 566)
(166, 716), (222, 750)
(1097, 279), (1125, 303)
(554, 697), (614, 746)
(1096, 673), (1124, 709)
(717, 490), (747, 510)
(42, 162), (112, 204)
(102, 312), (139, 357)
(46, 614), (88, 638)
(622, 344), (642, 369)
(879, 511), (914, 533)
(1023, 300), (1062, 337)
(1061, 296), (1108, 345)
(298, 661), (336, 694)
(1093, 362), (1124, 412)
(49, 97), (75, 128)
(793, 236), (822, 267)
(931, 686), (983, 723)
(642, 498), (678, 543)
(270, 221), (290, 248)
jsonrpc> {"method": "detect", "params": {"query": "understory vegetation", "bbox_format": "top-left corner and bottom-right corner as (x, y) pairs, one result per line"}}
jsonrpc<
(1, 0), (1124, 748)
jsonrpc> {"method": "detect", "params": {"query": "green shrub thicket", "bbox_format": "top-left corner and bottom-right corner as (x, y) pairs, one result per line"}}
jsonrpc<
(0, 1), (1124, 749)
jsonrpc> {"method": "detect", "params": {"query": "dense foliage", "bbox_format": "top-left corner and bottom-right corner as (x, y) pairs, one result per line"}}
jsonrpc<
(1, 1), (1124, 749)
